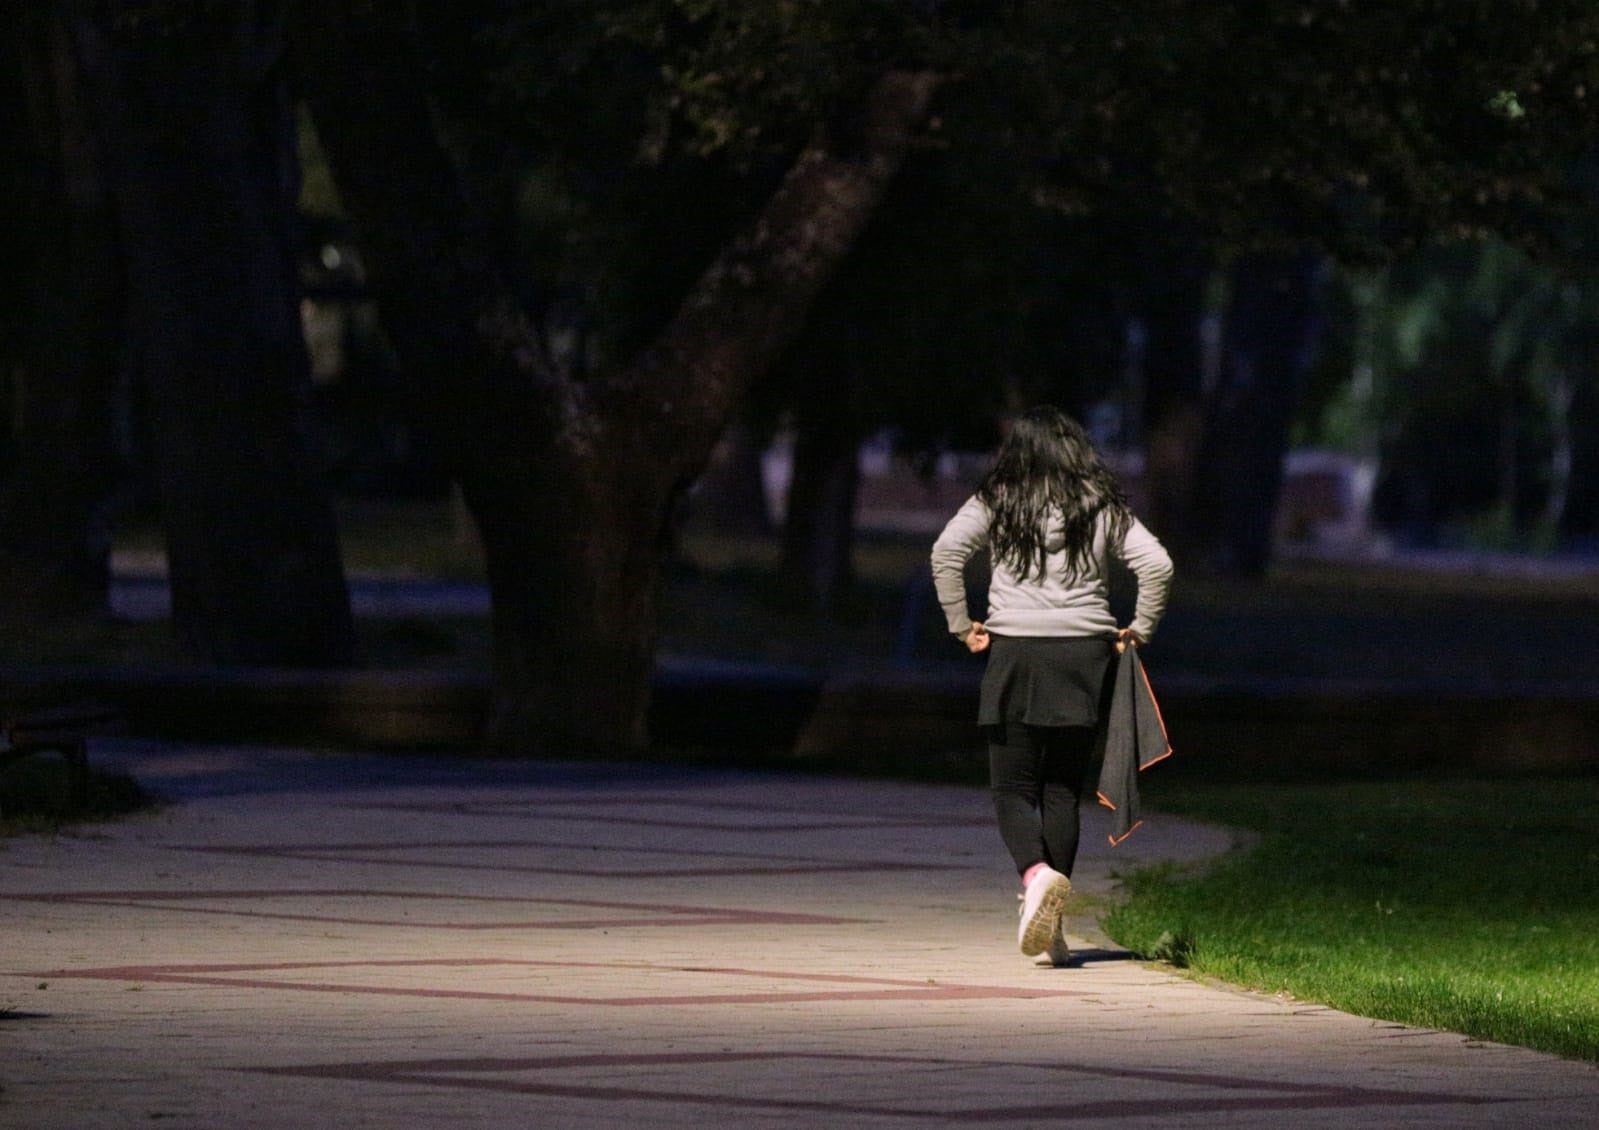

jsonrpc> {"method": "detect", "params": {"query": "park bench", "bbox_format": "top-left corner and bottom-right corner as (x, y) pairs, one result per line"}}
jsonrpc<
(0, 702), (121, 816)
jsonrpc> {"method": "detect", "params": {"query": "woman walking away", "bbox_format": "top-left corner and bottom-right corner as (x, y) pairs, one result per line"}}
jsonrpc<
(930, 406), (1173, 965)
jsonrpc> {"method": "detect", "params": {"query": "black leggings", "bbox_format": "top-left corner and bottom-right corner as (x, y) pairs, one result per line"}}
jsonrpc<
(987, 722), (1096, 879)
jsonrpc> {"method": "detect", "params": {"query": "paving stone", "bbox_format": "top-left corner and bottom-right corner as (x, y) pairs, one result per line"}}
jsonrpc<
(1, 740), (1595, 1128)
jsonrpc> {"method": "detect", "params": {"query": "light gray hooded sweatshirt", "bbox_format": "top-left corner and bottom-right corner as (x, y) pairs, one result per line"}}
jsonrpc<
(930, 495), (1174, 643)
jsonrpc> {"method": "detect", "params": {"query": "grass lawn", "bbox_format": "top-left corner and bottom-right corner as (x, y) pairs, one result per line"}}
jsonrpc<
(1104, 776), (1599, 1063)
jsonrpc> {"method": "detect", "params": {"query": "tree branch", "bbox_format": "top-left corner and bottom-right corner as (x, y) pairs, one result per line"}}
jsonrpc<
(290, 2), (566, 429)
(616, 69), (941, 479)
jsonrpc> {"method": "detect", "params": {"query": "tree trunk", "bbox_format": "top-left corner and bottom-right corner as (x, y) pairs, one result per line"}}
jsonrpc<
(1132, 268), (1210, 559)
(1496, 366), (1518, 526)
(464, 435), (670, 753)
(1543, 371), (1573, 531)
(1560, 376), (1598, 539)
(1138, 252), (1322, 576)
(68, 1), (354, 665)
(778, 388), (863, 613)
(680, 421), (773, 538)
(1195, 253), (1324, 576)
(0, 7), (122, 627)
(292, 3), (936, 752)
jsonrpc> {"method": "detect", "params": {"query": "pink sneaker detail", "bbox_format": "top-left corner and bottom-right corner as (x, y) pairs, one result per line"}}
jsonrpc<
(1017, 866), (1070, 956)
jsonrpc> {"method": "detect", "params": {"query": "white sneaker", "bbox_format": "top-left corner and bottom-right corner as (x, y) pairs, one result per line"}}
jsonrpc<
(1036, 918), (1072, 967)
(1017, 867), (1070, 957)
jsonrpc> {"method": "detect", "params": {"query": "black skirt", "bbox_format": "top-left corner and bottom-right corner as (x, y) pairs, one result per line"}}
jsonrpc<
(978, 634), (1116, 729)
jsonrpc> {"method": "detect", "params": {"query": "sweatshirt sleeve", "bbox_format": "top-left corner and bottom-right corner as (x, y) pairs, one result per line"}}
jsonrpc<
(929, 495), (989, 636)
(1118, 516), (1174, 643)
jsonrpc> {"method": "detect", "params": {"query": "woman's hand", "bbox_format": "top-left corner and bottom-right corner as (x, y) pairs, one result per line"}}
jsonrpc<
(1115, 627), (1144, 654)
(963, 622), (991, 654)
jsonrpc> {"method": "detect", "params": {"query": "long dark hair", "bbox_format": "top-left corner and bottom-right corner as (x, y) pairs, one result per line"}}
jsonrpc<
(976, 406), (1132, 581)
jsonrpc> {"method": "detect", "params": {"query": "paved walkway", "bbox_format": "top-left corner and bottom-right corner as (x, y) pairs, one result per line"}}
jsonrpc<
(4, 742), (1596, 1128)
